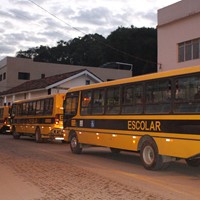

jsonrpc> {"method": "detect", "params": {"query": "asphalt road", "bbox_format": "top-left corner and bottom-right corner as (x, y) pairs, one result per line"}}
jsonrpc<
(0, 134), (199, 200)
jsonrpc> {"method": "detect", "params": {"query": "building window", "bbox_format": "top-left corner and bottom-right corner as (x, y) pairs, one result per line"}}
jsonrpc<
(41, 74), (45, 78)
(18, 72), (30, 80)
(178, 38), (200, 62)
(3, 72), (6, 80)
(0, 74), (2, 81)
(48, 89), (51, 95)
(185, 41), (192, 61)
(86, 80), (90, 85)
(193, 39), (199, 59)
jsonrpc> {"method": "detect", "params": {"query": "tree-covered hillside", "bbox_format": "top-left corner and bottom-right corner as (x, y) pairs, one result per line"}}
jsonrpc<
(16, 26), (157, 76)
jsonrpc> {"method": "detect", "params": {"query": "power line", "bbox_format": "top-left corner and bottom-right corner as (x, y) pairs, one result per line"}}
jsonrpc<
(27, 0), (85, 36)
(27, 0), (160, 67)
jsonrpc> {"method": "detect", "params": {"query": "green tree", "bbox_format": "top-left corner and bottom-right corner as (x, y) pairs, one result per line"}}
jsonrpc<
(16, 26), (157, 76)
(105, 26), (157, 75)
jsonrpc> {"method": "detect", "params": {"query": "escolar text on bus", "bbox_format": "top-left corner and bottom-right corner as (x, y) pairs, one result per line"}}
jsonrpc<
(127, 120), (161, 132)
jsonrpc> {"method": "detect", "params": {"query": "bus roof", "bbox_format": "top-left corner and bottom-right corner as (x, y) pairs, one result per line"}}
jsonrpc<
(67, 65), (200, 92)
(13, 93), (65, 104)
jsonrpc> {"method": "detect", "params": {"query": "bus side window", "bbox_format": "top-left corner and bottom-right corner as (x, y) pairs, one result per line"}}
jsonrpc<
(28, 101), (35, 115)
(194, 86), (200, 99)
(174, 76), (200, 113)
(122, 84), (144, 114)
(22, 103), (28, 115)
(106, 87), (120, 114)
(44, 98), (53, 115)
(36, 100), (44, 115)
(81, 91), (92, 115)
(145, 80), (171, 114)
(16, 104), (21, 116)
(65, 97), (78, 115)
(92, 89), (105, 114)
(124, 88), (133, 104)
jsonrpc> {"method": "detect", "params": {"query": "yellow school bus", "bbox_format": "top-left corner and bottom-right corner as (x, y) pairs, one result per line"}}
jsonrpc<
(10, 94), (65, 142)
(63, 66), (200, 170)
(0, 106), (11, 134)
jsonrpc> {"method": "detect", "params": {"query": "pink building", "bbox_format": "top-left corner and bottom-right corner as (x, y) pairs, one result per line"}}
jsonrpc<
(157, 0), (200, 72)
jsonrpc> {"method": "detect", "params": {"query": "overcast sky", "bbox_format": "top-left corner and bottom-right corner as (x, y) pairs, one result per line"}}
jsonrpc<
(0, 0), (180, 60)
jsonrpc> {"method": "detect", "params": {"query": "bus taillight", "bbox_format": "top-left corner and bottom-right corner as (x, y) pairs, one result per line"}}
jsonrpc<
(55, 114), (59, 124)
(3, 117), (7, 125)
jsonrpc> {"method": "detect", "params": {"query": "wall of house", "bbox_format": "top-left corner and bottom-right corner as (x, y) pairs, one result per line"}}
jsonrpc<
(59, 74), (97, 89)
(30, 90), (48, 98)
(157, 0), (200, 72)
(0, 57), (131, 92)
(1, 73), (101, 105)
(51, 89), (66, 95)
(3, 90), (49, 105)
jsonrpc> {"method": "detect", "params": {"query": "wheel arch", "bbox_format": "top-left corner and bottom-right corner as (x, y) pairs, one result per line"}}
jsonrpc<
(11, 125), (16, 132)
(35, 126), (40, 132)
(138, 135), (157, 151)
(68, 129), (77, 141)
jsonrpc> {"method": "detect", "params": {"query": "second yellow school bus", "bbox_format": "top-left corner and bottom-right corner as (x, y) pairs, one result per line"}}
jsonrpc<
(63, 66), (200, 170)
(10, 94), (65, 142)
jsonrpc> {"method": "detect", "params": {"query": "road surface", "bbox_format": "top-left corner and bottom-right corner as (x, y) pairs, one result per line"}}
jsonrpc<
(0, 134), (199, 200)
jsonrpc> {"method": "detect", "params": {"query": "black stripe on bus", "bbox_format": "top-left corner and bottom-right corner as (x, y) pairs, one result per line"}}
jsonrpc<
(13, 117), (55, 124)
(67, 119), (200, 135)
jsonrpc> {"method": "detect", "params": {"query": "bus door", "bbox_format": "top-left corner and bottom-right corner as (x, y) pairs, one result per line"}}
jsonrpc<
(63, 92), (79, 128)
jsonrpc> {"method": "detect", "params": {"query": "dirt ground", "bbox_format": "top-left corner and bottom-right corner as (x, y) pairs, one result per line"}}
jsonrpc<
(0, 134), (199, 200)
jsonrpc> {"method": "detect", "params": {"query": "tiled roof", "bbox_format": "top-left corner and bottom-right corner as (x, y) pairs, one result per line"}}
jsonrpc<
(1, 69), (91, 95)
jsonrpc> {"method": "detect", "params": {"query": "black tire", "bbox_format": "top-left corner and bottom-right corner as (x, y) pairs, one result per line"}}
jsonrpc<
(140, 139), (163, 170)
(35, 127), (43, 143)
(110, 148), (121, 154)
(12, 127), (20, 139)
(186, 158), (200, 167)
(70, 133), (82, 154)
(0, 126), (7, 134)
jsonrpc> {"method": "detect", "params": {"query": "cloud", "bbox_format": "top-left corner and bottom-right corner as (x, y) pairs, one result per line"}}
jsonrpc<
(73, 7), (111, 26)
(39, 29), (69, 41)
(0, 45), (16, 54)
(0, 10), (13, 18)
(0, 0), (179, 60)
(9, 9), (36, 21)
(136, 10), (157, 26)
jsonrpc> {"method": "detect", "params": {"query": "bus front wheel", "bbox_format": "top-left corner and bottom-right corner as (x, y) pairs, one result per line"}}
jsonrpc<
(70, 133), (82, 154)
(140, 139), (163, 170)
(12, 127), (20, 139)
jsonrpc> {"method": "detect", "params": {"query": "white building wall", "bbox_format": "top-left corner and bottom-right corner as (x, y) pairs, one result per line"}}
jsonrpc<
(0, 57), (132, 92)
(157, 0), (200, 72)
(59, 75), (97, 89)
(1, 73), (101, 105)
(30, 90), (48, 98)
(51, 89), (66, 94)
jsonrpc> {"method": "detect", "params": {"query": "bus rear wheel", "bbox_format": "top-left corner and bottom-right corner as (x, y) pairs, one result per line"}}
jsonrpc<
(186, 158), (200, 167)
(70, 133), (82, 154)
(140, 139), (163, 170)
(35, 127), (43, 143)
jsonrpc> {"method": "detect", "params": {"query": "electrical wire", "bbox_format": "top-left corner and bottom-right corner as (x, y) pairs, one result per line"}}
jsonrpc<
(27, 0), (160, 67)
